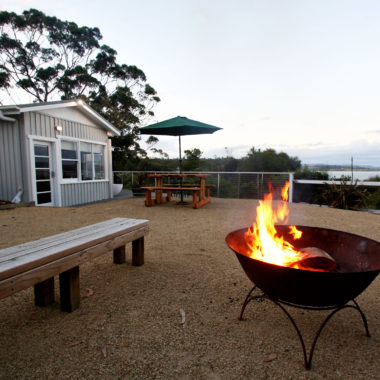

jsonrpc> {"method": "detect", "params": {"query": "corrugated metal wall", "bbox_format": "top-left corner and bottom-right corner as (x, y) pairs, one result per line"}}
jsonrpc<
(26, 111), (106, 142)
(0, 119), (23, 201)
(61, 182), (110, 206)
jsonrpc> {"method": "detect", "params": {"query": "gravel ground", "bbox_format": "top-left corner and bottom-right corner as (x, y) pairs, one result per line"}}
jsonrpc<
(0, 197), (379, 379)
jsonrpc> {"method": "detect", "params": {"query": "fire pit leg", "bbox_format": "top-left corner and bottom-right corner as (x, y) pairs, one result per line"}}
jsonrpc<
(271, 300), (310, 369)
(306, 299), (370, 369)
(352, 299), (370, 337)
(238, 286), (265, 321)
(237, 290), (371, 370)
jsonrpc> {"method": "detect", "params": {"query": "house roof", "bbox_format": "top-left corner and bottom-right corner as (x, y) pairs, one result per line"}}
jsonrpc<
(0, 110), (16, 122)
(0, 99), (120, 136)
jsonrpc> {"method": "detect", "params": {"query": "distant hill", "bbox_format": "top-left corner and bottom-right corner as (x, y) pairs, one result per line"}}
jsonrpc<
(305, 164), (380, 171)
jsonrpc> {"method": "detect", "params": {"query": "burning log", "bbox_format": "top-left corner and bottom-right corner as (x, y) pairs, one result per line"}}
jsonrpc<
(290, 247), (337, 272)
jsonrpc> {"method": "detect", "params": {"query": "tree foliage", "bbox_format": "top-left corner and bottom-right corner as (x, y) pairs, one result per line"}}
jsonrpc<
(237, 147), (301, 172)
(183, 148), (202, 171)
(0, 8), (160, 167)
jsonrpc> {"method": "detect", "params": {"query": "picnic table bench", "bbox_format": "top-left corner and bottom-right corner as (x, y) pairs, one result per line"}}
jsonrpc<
(141, 186), (212, 209)
(141, 173), (214, 209)
(0, 217), (149, 312)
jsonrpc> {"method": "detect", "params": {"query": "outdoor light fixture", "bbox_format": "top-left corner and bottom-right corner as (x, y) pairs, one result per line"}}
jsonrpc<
(55, 125), (63, 133)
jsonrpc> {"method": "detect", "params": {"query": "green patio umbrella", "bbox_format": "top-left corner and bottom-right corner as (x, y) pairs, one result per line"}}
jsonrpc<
(139, 116), (222, 173)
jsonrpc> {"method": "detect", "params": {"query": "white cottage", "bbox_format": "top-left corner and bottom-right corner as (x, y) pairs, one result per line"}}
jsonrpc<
(0, 99), (120, 206)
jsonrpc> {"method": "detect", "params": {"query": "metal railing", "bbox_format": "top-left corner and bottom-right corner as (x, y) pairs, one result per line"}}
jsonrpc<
(113, 171), (294, 201)
(114, 170), (380, 204)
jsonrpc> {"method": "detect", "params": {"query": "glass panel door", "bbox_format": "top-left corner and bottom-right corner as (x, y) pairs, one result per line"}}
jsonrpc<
(34, 142), (54, 206)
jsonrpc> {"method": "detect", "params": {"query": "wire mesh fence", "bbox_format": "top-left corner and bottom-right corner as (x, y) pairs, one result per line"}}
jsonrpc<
(113, 171), (293, 200)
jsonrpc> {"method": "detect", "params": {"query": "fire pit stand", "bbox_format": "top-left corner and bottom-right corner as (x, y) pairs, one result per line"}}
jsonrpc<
(238, 285), (370, 370)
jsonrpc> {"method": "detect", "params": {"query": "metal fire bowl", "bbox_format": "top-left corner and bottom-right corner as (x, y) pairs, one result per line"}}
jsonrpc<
(226, 226), (380, 307)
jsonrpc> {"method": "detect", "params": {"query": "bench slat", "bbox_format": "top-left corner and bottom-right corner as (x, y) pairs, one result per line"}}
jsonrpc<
(141, 187), (200, 191)
(0, 226), (148, 300)
(0, 217), (130, 257)
(0, 218), (149, 281)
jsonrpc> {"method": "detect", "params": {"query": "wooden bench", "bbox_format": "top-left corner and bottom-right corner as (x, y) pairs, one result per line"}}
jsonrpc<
(141, 186), (212, 209)
(0, 217), (149, 312)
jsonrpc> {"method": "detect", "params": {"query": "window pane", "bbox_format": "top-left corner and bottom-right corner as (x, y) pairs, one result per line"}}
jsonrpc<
(93, 144), (104, 153)
(94, 152), (105, 179)
(35, 156), (49, 168)
(37, 180), (51, 192)
(80, 142), (92, 152)
(37, 192), (51, 204)
(62, 149), (77, 159)
(34, 145), (48, 156)
(61, 141), (77, 159)
(81, 151), (92, 180)
(36, 169), (50, 180)
(61, 141), (76, 150)
(62, 160), (78, 178)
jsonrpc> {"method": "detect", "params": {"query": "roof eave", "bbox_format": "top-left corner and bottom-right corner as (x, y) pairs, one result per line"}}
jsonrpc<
(0, 100), (120, 136)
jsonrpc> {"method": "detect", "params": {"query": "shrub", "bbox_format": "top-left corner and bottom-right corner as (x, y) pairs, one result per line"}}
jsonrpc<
(294, 167), (329, 180)
(315, 180), (368, 210)
(365, 189), (380, 209)
(367, 175), (380, 182)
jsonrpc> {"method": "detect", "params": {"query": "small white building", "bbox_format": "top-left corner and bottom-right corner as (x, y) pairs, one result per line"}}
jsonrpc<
(0, 99), (120, 206)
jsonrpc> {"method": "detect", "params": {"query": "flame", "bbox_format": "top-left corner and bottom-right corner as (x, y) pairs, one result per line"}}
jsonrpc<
(244, 182), (308, 268)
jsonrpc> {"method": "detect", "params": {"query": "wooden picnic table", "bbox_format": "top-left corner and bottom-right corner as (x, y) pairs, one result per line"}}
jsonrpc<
(141, 173), (213, 209)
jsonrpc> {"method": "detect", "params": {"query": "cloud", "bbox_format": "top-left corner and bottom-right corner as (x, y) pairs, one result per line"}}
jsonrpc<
(276, 140), (380, 167)
(202, 139), (380, 167)
(257, 115), (272, 121)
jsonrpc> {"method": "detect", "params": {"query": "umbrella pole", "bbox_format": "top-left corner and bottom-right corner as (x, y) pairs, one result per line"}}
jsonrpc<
(179, 136), (184, 203)
(179, 135), (182, 174)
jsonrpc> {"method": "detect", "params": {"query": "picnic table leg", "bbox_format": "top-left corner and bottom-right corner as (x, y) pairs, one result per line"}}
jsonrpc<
(59, 266), (80, 312)
(145, 190), (152, 207)
(113, 246), (126, 264)
(132, 237), (144, 266)
(192, 190), (198, 208)
(34, 277), (55, 306)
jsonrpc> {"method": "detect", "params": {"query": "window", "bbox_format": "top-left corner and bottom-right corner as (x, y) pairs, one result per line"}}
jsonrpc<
(61, 141), (78, 178)
(61, 140), (105, 181)
(80, 142), (105, 180)
(80, 142), (93, 180)
(93, 144), (105, 179)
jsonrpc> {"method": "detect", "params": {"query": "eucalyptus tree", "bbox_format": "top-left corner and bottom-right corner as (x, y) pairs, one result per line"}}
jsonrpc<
(0, 8), (160, 166)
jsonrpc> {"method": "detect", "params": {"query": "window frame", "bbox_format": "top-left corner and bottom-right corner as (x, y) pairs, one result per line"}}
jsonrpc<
(61, 140), (79, 180)
(59, 137), (107, 184)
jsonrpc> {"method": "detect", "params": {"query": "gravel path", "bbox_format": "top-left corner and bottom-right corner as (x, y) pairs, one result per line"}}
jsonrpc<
(0, 197), (379, 379)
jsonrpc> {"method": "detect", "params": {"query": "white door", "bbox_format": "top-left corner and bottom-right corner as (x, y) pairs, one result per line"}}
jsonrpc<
(33, 142), (55, 206)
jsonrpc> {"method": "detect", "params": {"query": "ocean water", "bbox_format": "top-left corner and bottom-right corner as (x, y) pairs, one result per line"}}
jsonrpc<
(327, 171), (380, 181)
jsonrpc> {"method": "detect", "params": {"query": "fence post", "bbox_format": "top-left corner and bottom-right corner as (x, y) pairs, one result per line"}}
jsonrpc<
(217, 173), (220, 197)
(288, 172), (294, 203)
(238, 173), (241, 199)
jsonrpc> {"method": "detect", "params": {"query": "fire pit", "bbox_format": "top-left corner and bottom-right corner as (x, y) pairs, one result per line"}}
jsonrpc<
(225, 183), (380, 369)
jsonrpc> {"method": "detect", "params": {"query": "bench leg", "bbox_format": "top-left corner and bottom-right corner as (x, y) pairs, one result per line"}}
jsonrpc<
(113, 246), (126, 264)
(34, 277), (55, 306)
(59, 266), (80, 312)
(132, 237), (144, 266)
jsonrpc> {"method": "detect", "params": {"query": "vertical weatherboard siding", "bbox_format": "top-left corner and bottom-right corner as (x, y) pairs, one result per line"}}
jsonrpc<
(0, 119), (23, 201)
(61, 182), (110, 206)
(28, 111), (106, 143)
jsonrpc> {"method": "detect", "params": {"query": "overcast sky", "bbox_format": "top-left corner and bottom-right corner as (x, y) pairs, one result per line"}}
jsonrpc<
(2, 0), (380, 167)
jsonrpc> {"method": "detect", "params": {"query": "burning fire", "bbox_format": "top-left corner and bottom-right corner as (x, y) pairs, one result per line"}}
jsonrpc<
(243, 182), (335, 271)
